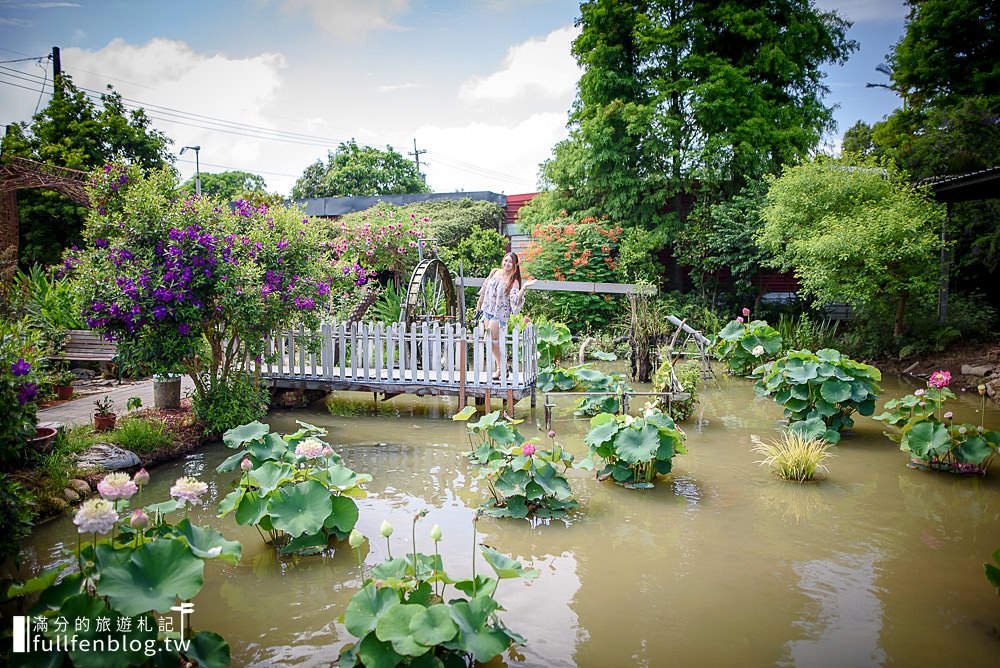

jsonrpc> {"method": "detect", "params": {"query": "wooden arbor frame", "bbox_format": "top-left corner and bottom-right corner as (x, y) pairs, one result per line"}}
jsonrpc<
(0, 157), (90, 285)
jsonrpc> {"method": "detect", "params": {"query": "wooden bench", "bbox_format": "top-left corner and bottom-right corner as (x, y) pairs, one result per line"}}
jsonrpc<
(51, 329), (120, 382)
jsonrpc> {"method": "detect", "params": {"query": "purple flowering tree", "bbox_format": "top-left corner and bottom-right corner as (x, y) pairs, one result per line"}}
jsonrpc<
(70, 163), (331, 404)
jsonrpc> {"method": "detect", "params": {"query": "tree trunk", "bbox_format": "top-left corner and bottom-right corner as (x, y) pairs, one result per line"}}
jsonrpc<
(894, 293), (907, 338)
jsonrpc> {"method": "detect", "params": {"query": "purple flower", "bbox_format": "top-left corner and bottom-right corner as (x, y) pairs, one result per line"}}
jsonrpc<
(10, 358), (30, 377)
(178, 323), (191, 336)
(94, 238), (108, 248)
(17, 383), (38, 405)
(277, 239), (289, 250)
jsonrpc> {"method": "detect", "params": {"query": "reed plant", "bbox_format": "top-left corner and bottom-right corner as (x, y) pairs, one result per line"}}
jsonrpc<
(108, 416), (172, 455)
(751, 431), (834, 482)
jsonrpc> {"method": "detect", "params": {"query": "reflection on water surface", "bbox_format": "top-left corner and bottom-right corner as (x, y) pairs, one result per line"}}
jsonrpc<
(18, 374), (1000, 666)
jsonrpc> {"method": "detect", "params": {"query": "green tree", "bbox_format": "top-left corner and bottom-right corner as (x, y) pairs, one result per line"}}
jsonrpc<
(1, 75), (173, 266)
(291, 141), (430, 198)
(841, 121), (877, 157)
(181, 170), (267, 201)
(758, 156), (943, 337)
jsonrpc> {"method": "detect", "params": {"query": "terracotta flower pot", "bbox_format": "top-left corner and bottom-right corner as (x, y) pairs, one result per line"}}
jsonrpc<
(55, 385), (74, 400)
(94, 413), (117, 432)
(29, 426), (58, 453)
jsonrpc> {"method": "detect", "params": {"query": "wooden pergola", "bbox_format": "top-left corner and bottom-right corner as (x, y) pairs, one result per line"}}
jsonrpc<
(0, 156), (90, 285)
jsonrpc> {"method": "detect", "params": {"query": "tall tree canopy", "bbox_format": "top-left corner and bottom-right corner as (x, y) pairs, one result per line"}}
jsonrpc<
(1, 75), (173, 266)
(181, 170), (268, 202)
(759, 157), (943, 337)
(536, 0), (856, 234)
(291, 141), (430, 199)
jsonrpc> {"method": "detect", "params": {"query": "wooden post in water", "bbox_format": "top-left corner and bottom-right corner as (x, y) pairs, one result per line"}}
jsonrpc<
(458, 339), (467, 410)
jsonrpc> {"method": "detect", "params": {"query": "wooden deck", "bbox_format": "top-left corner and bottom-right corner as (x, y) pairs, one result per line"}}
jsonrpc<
(260, 321), (538, 410)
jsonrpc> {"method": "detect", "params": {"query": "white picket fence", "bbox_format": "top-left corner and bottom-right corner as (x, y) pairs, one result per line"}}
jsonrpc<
(261, 321), (538, 395)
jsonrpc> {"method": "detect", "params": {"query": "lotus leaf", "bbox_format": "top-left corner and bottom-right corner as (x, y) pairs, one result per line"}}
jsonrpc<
(955, 436), (994, 464)
(481, 545), (538, 580)
(56, 593), (157, 668)
(902, 421), (952, 459)
(222, 420), (269, 447)
(183, 631), (231, 668)
(172, 519), (242, 564)
(344, 583), (401, 638)
(820, 379), (852, 404)
(251, 461), (296, 495)
(410, 604), (459, 647)
(376, 604), (431, 656)
(452, 405), (477, 421)
(323, 495), (360, 535)
(267, 480), (334, 537)
(96, 539), (205, 616)
(446, 597), (509, 663)
(358, 632), (404, 668)
(235, 491), (268, 526)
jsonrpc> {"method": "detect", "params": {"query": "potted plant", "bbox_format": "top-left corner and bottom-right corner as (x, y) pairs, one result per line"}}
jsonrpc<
(93, 396), (117, 431)
(52, 367), (76, 400)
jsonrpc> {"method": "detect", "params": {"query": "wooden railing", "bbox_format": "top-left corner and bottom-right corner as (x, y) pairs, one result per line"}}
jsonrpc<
(262, 321), (538, 396)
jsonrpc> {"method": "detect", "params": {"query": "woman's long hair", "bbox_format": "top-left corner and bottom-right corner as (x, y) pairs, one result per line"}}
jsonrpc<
(503, 252), (522, 295)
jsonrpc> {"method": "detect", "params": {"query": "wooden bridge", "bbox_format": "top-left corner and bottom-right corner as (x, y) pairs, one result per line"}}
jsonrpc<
(260, 321), (538, 413)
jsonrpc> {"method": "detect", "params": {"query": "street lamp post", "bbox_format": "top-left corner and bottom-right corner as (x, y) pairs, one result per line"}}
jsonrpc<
(180, 145), (201, 196)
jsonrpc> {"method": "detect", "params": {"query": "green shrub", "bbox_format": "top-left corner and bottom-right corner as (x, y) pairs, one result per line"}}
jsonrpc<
(752, 431), (834, 482)
(0, 473), (36, 568)
(776, 313), (840, 352)
(652, 356), (701, 422)
(192, 372), (269, 436)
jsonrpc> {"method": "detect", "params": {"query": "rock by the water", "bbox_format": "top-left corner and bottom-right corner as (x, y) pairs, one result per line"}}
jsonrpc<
(74, 443), (141, 470)
(68, 479), (91, 496)
(960, 364), (993, 377)
(63, 488), (80, 503)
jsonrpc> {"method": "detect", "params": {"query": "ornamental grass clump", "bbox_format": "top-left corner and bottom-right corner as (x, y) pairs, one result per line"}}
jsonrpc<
(339, 512), (537, 667)
(752, 431), (834, 482)
(7, 469), (238, 667)
(216, 420), (371, 554)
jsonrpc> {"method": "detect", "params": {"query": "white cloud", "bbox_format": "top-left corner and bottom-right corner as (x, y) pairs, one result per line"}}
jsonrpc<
(459, 25), (581, 102)
(814, 0), (906, 23)
(279, 0), (412, 39)
(0, 17), (31, 25)
(375, 82), (418, 93)
(408, 112), (570, 194)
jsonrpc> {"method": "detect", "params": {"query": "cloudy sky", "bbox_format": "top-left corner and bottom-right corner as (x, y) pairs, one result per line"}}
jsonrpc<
(0, 0), (907, 197)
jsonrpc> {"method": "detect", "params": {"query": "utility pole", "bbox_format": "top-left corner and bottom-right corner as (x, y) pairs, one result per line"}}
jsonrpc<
(409, 139), (427, 182)
(51, 46), (62, 95)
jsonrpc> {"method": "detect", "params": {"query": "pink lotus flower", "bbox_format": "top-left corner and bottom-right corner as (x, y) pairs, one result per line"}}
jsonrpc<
(928, 370), (951, 389)
(522, 443), (536, 457)
(170, 477), (209, 507)
(547, 430), (556, 439)
(97, 472), (138, 500)
(240, 457), (253, 471)
(74, 498), (118, 534)
(295, 438), (325, 459)
(736, 317), (744, 324)
(943, 411), (953, 419)
(742, 307), (750, 317)
(133, 468), (150, 487)
(130, 509), (150, 530)
(321, 446), (334, 458)
(914, 389), (924, 397)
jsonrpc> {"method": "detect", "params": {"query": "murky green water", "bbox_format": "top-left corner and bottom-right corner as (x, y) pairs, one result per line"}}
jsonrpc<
(18, 373), (1000, 666)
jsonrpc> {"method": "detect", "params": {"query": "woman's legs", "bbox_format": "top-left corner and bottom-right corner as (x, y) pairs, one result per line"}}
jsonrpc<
(487, 318), (502, 378)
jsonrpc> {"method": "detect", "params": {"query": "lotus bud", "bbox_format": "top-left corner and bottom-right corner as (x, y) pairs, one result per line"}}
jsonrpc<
(547, 430), (556, 439)
(979, 384), (987, 396)
(522, 443), (536, 457)
(130, 509), (150, 530)
(380, 520), (393, 538)
(133, 468), (150, 487)
(321, 446), (334, 458)
(430, 524), (442, 542)
(349, 528), (365, 549)
(240, 457), (253, 471)
(736, 316), (744, 324)
(742, 307), (750, 317)
(943, 411), (953, 419)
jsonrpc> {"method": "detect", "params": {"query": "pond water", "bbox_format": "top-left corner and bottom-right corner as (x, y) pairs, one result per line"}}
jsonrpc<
(19, 373), (1000, 667)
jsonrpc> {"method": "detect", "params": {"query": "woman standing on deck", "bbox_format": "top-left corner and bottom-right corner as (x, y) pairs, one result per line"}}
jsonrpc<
(476, 252), (536, 379)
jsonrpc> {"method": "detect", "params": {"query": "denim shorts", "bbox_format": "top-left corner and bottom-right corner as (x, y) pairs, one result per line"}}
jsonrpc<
(482, 311), (507, 327)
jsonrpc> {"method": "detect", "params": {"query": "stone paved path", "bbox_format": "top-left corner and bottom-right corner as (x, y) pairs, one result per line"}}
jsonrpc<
(37, 375), (197, 428)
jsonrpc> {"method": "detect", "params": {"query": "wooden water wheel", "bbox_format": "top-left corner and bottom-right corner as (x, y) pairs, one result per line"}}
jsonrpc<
(401, 258), (458, 328)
